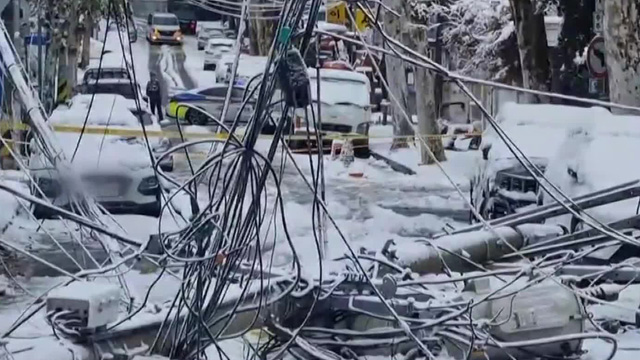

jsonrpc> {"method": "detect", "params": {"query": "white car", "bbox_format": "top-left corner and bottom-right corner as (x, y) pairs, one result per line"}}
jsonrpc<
(147, 12), (183, 45)
(204, 38), (235, 71)
(197, 24), (225, 50)
(69, 94), (174, 171)
(79, 77), (151, 114)
(30, 99), (163, 218)
(214, 54), (268, 84)
(470, 103), (610, 220)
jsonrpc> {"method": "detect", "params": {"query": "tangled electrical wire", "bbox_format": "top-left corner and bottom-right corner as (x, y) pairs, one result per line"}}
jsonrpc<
(2, 0), (640, 358)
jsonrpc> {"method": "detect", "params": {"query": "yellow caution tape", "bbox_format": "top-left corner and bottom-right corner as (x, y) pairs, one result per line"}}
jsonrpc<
(0, 121), (482, 141)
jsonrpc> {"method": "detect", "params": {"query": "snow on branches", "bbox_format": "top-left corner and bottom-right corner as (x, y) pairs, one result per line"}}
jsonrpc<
(410, 0), (518, 82)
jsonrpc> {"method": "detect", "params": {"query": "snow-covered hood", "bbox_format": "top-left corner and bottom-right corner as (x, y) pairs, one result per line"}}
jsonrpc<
(31, 132), (152, 174)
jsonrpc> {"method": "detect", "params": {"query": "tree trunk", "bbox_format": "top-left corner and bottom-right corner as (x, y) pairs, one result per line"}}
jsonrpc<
(79, 14), (92, 69)
(509, 0), (551, 102)
(409, 25), (446, 164)
(604, 0), (640, 114)
(57, 1), (79, 103)
(248, 12), (278, 56)
(383, 0), (414, 150)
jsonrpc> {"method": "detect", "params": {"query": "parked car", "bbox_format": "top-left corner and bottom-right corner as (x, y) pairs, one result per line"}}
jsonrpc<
(29, 99), (162, 218)
(197, 23), (225, 50)
(543, 112), (640, 233)
(146, 13), (183, 45)
(69, 94), (174, 172)
(214, 54), (268, 84)
(204, 38), (235, 71)
(78, 78), (150, 113)
(470, 103), (610, 221)
(166, 85), (253, 126)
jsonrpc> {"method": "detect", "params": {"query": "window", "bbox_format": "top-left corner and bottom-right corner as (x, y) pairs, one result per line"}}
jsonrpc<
(84, 69), (130, 83)
(199, 86), (245, 99)
(84, 83), (136, 100)
(199, 86), (228, 97)
(153, 16), (179, 26)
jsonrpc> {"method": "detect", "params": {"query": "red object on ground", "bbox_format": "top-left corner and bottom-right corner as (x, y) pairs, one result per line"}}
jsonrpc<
(323, 60), (353, 71)
(349, 172), (364, 178)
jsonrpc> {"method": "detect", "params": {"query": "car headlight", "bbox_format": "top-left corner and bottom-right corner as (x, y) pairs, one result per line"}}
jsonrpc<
(37, 177), (61, 198)
(138, 176), (159, 195)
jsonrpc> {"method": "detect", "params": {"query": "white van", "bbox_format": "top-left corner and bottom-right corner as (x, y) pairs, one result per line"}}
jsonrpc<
(147, 13), (182, 45)
(292, 68), (372, 157)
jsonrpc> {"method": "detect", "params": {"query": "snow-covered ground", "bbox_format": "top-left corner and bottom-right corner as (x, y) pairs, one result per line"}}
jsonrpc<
(4, 24), (640, 359)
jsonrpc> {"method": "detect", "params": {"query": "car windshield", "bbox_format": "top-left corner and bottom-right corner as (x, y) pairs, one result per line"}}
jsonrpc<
(154, 16), (179, 26)
(84, 83), (136, 100)
(310, 78), (369, 107)
(84, 69), (130, 83)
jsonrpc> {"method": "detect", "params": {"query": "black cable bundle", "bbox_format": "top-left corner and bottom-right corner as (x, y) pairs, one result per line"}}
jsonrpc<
(278, 48), (310, 108)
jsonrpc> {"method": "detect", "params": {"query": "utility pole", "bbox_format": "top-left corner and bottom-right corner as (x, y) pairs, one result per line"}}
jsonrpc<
(37, 15), (43, 101)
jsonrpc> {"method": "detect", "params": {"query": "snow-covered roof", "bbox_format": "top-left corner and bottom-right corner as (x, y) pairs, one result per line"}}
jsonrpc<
(309, 68), (370, 84)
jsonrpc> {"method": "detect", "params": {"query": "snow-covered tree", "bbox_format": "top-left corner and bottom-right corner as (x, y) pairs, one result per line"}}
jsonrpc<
(413, 0), (520, 83)
(603, 0), (640, 114)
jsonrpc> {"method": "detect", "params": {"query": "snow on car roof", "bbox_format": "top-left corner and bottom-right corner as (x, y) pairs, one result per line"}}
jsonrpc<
(207, 38), (235, 46)
(50, 94), (139, 127)
(153, 12), (178, 18)
(308, 68), (370, 84)
(315, 21), (348, 34)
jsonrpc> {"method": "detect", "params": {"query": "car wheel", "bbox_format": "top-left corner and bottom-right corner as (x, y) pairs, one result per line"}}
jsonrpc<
(187, 109), (208, 126)
(32, 203), (53, 219)
(198, 45), (204, 50)
(160, 158), (174, 172)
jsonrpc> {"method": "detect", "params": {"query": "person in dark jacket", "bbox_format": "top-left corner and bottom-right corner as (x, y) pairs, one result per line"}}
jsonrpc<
(146, 72), (163, 120)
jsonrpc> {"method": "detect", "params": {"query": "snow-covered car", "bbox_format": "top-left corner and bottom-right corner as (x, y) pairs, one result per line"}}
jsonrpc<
(69, 94), (174, 171)
(166, 84), (253, 125)
(197, 24), (225, 50)
(203, 38), (235, 71)
(214, 54), (268, 84)
(470, 103), (610, 221)
(286, 68), (372, 157)
(29, 99), (163, 218)
(146, 13), (183, 45)
(542, 112), (640, 233)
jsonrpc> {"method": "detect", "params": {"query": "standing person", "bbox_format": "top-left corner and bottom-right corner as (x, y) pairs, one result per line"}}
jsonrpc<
(146, 71), (163, 121)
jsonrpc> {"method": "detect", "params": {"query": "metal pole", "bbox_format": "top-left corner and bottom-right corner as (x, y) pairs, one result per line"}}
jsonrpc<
(37, 16), (43, 101)
(315, 37), (327, 260)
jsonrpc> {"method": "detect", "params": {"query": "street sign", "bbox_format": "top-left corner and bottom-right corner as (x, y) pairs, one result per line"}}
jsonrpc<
(355, 9), (372, 31)
(587, 36), (607, 78)
(326, 2), (347, 25)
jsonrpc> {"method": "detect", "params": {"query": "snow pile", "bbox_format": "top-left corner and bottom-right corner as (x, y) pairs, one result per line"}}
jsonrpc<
(0, 179), (29, 234)
(544, 112), (640, 226)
